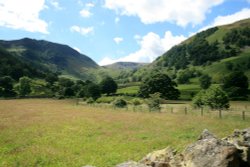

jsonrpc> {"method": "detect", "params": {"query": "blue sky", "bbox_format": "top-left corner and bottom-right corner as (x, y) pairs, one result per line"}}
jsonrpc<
(0, 0), (249, 65)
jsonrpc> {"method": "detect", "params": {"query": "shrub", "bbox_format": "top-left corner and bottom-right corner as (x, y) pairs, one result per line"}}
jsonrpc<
(86, 97), (95, 104)
(132, 98), (142, 106)
(113, 98), (127, 108)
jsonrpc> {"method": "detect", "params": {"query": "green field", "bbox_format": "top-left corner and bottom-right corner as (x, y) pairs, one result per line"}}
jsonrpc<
(117, 86), (140, 95)
(0, 99), (249, 167)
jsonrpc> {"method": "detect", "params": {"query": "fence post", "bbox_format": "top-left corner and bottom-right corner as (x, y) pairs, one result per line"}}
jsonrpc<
(201, 107), (203, 116)
(171, 107), (173, 114)
(242, 111), (246, 121)
(184, 107), (187, 115)
(219, 110), (222, 119)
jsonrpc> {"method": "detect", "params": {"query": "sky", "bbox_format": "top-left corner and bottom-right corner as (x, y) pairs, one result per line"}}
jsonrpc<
(0, 0), (250, 66)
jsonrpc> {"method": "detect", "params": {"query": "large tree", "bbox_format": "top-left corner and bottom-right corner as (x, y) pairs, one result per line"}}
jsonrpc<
(139, 72), (180, 100)
(85, 83), (101, 100)
(99, 76), (118, 95)
(222, 71), (249, 98)
(0, 76), (16, 97)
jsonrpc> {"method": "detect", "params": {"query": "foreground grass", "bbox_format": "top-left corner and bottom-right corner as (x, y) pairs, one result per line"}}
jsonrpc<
(0, 99), (249, 167)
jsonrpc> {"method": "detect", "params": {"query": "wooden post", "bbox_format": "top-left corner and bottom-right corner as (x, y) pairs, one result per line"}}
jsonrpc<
(219, 110), (222, 119)
(184, 107), (187, 115)
(171, 107), (173, 114)
(201, 107), (203, 116)
(242, 111), (246, 121)
(133, 106), (135, 112)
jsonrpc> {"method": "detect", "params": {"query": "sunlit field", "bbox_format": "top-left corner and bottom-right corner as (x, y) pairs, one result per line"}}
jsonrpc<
(0, 99), (249, 167)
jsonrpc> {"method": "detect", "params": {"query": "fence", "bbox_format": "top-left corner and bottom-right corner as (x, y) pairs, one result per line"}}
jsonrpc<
(76, 100), (250, 121)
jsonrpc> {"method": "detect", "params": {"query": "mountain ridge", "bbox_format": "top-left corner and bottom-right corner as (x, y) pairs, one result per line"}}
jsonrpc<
(0, 38), (99, 80)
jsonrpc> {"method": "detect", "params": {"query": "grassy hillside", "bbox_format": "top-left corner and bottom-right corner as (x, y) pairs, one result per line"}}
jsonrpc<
(0, 46), (52, 80)
(0, 38), (99, 80)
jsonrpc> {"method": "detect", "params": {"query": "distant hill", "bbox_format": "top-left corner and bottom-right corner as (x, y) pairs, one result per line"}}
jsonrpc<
(0, 38), (99, 80)
(133, 18), (250, 83)
(103, 62), (148, 70)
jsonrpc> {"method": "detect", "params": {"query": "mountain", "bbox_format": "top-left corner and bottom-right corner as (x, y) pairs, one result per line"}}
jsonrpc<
(133, 18), (250, 83)
(0, 38), (99, 80)
(0, 46), (50, 80)
(103, 62), (148, 70)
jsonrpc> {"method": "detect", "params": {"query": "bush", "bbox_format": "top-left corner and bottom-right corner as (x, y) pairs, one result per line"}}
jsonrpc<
(113, 98), (127, 108)
(132, 98), (142, 106)
(147, 93), (161, 112)
(86, 97), (95, 104)
(193, 85), (229, 110)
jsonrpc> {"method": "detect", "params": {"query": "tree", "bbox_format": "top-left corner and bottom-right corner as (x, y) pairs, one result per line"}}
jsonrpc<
(85, 83), (101, 100)
(139, 72), (180, 100)
(0, 76), (16, 97)
(147, 93), (162, 111)
(199, 74), (212, 89)
(222, 71), (249, 98)
(193, 85), (229, 110)
(17, 76), (32, 96)
(99, 76), (118, 95)
(45, 73), (58, 85)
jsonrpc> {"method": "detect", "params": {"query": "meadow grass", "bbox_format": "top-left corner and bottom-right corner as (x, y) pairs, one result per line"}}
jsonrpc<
(117, 86), (140, 95)
(0, 99), (249, 167)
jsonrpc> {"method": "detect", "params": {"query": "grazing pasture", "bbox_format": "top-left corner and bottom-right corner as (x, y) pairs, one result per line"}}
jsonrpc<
(0, 99), (249, 167)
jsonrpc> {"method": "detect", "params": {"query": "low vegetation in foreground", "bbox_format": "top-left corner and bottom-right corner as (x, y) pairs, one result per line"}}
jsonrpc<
(0, 99), (249, 167)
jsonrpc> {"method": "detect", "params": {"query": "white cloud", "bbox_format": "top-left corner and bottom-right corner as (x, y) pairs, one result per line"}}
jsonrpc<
(99, 31), (186, 65)
(86, 3), (95, 8)
(104, 0), (224, 27)
(50, 0), (63, 10)
(200, 8), (250, 32)
(73, 47), (81, 53)
(70, 25), (94, 36)
(115, 17), (120, 23)
(80, 9), (92, 18)
(113, 37), (123, 44)
(0, 0), (49, 34)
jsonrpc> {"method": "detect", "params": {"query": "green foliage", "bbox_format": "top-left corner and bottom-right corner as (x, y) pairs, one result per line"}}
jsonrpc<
(45, 73), (58, 85)
(177, 68), (201, 84)
(84, 83), (101, 100)
(146, 93), (161, 111)
(139, 72), (180, 100)
(222, 71), (249, 98)
(86, 97), (95, 104)
(16, 76), (32, 96)
(193, 85), (229, 110)
(132, 98), (142, 106)
(113, 98), (127, 108)
(199, 74), (212, 89)
(223, 27), (250, 47)
(0, 47), (46, 81)
(192, 90), (206, 107)
(99, 76), (118, 95)
(0, 76), (16, 97)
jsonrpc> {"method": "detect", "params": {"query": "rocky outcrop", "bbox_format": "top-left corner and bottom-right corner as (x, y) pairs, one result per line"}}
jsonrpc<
(117, 128), (250, 167)
(182, 129), (241, 167)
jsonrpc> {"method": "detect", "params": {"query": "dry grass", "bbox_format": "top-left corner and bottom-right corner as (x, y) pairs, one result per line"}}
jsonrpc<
(0, 99), (249, 167)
